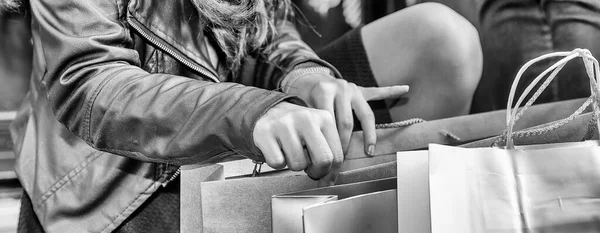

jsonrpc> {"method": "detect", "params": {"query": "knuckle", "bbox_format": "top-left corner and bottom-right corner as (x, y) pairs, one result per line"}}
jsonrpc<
(314, 154), (334, 168)
(336, 80), (349, 88)
(346, 82), (356, 89)
(317, 110), (334, 122)
(288, 160), (307, 171)
(266, 157), (286, 169)
(286, 152), (307, 171)
(360, 110), (375, 119)
(348, 82), (359, 92)
(333, 154), (344, 164)
(297, 109), (314, 119)
(316, 82), (336, 92)
(305, 170), (322, 180)
(340, 119), (354, 130)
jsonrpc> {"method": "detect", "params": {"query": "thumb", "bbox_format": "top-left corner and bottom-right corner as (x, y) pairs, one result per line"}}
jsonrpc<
(361, 85), (409, 101)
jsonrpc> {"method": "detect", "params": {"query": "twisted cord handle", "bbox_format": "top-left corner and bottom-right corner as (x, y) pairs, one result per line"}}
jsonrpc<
(502, 48), (600, 149)
(375, 118), (426, 129)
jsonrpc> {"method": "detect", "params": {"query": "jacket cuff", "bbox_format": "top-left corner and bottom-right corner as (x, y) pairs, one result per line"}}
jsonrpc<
(239, 90), (306, 161)
(280, 62), (334, 94)
(274, 58), (344, 89)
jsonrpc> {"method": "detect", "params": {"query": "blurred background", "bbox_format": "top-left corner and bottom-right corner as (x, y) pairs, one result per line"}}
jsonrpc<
(1, 0), (598, 232)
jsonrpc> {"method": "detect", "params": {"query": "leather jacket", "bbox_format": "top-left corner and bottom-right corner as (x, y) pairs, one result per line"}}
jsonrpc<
(10, 0), (340, 232)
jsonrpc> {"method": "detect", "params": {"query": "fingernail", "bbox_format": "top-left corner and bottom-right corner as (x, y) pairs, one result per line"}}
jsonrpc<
(318, 179), (336, 187)
(366, 144), (375, 156)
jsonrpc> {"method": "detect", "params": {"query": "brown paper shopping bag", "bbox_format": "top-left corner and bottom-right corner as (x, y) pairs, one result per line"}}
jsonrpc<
(345, 98), (590, 159)
(181, 154), (406, 233)
(429, 48), (600, 233)
(180, 164), (224, 233)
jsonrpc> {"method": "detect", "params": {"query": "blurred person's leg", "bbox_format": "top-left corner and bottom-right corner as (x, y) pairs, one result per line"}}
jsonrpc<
(0, 10), (31, 111)
(471, 0), (558, 112)
(412, 0), (480, 29)
(360, 3), (482, 121)
(543, 0), (600, 100)
(471, 0), (600, 113)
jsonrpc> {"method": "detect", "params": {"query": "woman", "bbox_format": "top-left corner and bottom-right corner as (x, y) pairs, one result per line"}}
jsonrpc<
(9, 0), (482, 232)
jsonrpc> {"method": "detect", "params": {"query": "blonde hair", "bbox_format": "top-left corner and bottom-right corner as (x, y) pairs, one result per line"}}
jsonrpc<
(0, 0), (21, 13)
(195, 0), (292, 73)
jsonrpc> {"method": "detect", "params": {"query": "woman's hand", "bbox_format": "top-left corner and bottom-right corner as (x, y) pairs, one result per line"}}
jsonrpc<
(285, 74), (409, 155)
(253, 102), (343, 186)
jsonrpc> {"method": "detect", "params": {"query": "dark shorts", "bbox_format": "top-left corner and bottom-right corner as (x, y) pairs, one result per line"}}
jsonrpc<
(472, 0), (600, 113)
(317, 27), (393, 125)
(16, 28), (389, 233)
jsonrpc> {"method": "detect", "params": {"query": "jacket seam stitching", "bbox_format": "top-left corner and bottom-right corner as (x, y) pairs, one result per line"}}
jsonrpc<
(36, 151), (103, 209)
(101, 180), (159, 233)
(85, 74), (120, 142)
(100, 147), (166, 164)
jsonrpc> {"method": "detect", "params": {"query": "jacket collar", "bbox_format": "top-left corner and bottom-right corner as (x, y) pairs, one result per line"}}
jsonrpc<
(127, 0), (218, 77)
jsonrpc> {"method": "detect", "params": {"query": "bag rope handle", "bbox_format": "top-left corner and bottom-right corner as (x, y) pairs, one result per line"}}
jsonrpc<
(500, 48), (600, 149)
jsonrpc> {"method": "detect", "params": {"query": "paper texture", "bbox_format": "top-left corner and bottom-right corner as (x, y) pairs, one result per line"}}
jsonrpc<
(303, 190), (398, 233)
(272, 195), (337, 233)
(430, 142), (600, 233)
(396, 150), (431, 233)
(201, 175), (317, 233)
(272, 178), (396, 233)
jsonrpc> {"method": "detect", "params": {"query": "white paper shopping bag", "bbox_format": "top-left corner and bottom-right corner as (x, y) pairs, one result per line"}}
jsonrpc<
(429, 48), (600, 233)
(396, 150), (430, 233)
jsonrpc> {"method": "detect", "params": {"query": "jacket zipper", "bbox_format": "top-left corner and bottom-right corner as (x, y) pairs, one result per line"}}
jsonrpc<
(162, 167), (181, 187)
(126, 17), (220, 83)
(127, 17), (220, 186)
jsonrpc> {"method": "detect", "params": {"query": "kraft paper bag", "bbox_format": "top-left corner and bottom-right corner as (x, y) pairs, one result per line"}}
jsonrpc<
(462, 112), (597, 149)
(181, 155), (405, 233)
(180, 164), (224, 233)
(200, 174), (317, 233)
(272, 178), (396, 233)
(336, 160), (396, 184)
(345, 98), (590, 159)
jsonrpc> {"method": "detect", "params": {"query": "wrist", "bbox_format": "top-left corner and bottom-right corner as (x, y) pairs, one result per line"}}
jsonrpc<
(280, 64), (334, 94)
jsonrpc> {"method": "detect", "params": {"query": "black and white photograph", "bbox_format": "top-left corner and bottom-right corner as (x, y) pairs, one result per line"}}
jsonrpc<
(1, 0), (600, 232)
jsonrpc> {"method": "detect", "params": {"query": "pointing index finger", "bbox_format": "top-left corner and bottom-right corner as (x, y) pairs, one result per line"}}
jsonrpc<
(361, 85), (409, 101)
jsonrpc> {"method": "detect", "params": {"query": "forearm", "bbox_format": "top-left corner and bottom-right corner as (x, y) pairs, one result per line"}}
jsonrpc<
(51, 63), (302, 165)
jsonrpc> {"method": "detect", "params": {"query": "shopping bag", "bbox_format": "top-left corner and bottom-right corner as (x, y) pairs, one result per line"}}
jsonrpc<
(269, 150), (428, 233)
(180, 164), (224, 233)
(271, 177), (397, 233)
(429, 49), (600, 232)
(181, 154), (405, 233)
(462, 111), (597, 148)
(346, 97), (590, 159)
(395, 143), (600, 233)
(396, 150), (430, 233)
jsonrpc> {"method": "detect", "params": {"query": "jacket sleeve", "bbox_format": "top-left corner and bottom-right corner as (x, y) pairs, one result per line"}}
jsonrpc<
(31, 0), (302, 165)
(234, 19), (343, 90)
